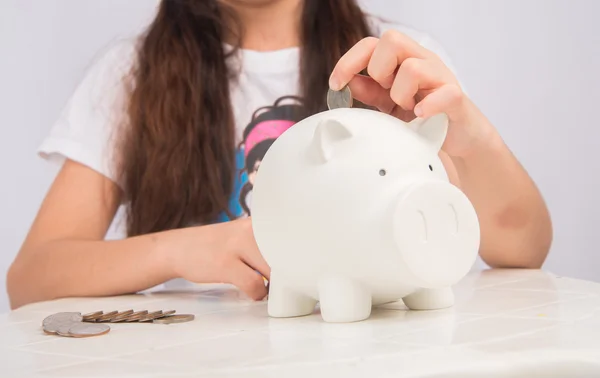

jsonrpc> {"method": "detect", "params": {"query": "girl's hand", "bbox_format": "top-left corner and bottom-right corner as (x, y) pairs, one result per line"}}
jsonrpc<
(329, 30), (494, 157)
(167, 218), (270, 301)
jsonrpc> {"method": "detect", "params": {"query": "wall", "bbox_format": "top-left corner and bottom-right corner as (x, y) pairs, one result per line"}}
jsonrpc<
(0, 0), (158, 312)
(1, 0), (598, 312)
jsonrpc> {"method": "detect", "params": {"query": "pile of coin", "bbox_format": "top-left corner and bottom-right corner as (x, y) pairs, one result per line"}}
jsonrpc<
(42, 312), (110, 338)
(327, 85), (353, 110)
(42, 310), (195, 338)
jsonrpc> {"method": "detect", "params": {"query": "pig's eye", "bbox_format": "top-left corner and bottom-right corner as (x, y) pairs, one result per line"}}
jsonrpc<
(379, 169), (387, 177)
(428, 165), (433, 171)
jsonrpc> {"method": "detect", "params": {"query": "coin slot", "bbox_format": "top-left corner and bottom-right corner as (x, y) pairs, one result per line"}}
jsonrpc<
(449, 203), (459, 234)
(418, 210), (428, 242)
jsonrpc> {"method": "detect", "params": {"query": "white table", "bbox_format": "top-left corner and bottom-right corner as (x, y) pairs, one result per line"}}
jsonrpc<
(2, 269), (600, 377)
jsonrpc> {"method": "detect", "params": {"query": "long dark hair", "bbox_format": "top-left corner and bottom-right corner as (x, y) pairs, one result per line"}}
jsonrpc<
(118, 0), (374, 237)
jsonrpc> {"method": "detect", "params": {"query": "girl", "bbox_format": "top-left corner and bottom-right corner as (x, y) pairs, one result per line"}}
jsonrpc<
(7, 0), (552, 309)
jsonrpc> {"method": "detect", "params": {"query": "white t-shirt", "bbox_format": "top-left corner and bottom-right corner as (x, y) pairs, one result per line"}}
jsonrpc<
(39, 18), (461, 223)
(38, 18), (484, 283)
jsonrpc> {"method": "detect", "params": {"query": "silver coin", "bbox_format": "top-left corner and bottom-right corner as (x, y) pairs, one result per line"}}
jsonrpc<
(42, 312), (82, 334)
(56, 322), (77, 337)
(327, 85), (353, 110)
(68, 323), (111, 338)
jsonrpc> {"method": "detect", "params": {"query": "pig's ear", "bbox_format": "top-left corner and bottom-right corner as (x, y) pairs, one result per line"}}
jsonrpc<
(312, 118), (353, 162)
(408, 113), (449, 151)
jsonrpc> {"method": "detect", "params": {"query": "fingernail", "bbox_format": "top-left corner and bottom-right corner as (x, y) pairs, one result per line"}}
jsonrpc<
(329, 75), (341, 91)
(414, 105), (424, 117)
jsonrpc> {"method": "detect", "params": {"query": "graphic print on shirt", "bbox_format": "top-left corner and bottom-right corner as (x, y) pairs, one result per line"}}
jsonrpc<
(216, 95), (306, 222)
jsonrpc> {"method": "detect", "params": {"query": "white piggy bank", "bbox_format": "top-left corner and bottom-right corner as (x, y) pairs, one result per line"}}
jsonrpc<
(251, 108), (480, 323)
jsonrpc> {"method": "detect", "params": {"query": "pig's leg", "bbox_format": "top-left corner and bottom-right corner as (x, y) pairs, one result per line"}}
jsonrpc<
(402, 287), (454, 310)
(318, 276), (372, 323)
(267, 273), (316, 318)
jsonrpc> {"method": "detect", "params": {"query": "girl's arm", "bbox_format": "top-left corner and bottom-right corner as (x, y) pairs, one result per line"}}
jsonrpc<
(7, 160), (269, 309)
(331, 32), (553, 270)
(442, 99), (552, 269)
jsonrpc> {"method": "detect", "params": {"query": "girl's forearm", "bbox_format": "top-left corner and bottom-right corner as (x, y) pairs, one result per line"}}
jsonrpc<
(7, 229), (185, 310)
(450, 115), (553, 269)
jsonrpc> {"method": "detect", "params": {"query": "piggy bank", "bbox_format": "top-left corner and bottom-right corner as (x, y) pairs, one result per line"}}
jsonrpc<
(250, 108), (480, 323)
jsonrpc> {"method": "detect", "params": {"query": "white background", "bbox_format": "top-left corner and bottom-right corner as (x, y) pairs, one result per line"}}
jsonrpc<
(1, 0), (598, 312)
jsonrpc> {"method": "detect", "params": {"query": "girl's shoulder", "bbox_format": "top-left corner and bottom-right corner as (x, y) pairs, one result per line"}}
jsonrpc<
(38, 37), (139, 186)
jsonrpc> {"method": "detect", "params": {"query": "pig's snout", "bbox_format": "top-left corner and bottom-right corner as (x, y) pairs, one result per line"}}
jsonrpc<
(393, 180), (480, 289)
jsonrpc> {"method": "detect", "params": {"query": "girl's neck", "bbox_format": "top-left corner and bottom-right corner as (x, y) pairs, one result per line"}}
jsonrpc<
(220, 0), (303, 52)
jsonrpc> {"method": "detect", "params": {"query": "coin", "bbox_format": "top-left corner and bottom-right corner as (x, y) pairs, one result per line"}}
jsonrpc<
(137, 310), (165, 322)
(150, 310), (176, 320)
(93, 310), (118, 322)
(42, 312), (83, 335)
(82, 311), (104, 322)
(123, 310), (149, 322)
(95, 310), (127, 323)
(138, 310), (176, 322)
(67, 323), (111, 338)
(327, 85), (353, 110)
(110, 314), (132, 323)
(153, 314), (195, 324)
(56, 322), (77, 337)
(110, 310), (144, 323)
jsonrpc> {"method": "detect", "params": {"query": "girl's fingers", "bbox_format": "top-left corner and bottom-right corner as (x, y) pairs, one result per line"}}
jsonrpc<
(414, 84), (464, 119)
(347, 75), (415, 121)
(332, 30), (463, 123)
(238, 218), (271, 281)
(366, 30), (430, 89)
(226, 259), (268, 301)
(240, 245), (271, 282)
(347, 75), (395, 113)
(389, 58), (448, 111)
(329, 37), (379, 90)
(330, 31), (429, 91)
